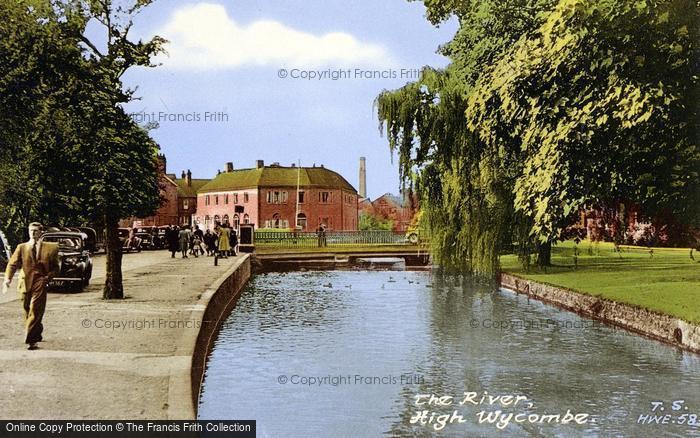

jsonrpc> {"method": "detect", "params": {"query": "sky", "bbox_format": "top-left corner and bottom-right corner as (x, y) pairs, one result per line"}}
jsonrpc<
(101, 1), (458, 200)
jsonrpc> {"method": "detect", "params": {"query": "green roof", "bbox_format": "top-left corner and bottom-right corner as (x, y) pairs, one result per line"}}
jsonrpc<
(175, 178), (210, 197)
(198, 166), (356, 193)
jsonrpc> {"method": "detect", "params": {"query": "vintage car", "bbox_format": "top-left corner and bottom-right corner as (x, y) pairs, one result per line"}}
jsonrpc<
(118, 228), (142, 252)
(134, 226), (160, 250)
(40, 231), (93, 290)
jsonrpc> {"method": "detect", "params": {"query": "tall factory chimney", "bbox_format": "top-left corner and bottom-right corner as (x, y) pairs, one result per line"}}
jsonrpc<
(359, 156), (367, 199)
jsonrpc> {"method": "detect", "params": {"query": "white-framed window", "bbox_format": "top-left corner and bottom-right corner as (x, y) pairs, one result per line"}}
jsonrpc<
(224, 194), (229, 204)
(183, 199), (189, 210)
(244, 193), (249, 203)
(234, 193), (239, 204)
(296, 213), (307, 230)
(319, 191), (330, 203)
(243, 214), (250, 224)
(266, 191), (288, 204)
(233, 214), (240, 229)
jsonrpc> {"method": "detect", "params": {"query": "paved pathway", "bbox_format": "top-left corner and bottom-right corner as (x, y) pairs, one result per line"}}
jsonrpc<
(0, 251), (240, 419)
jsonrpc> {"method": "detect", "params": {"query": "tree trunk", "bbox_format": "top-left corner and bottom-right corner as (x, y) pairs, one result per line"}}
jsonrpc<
(536, 241), (552, 267)
(103, 214), (124, 299)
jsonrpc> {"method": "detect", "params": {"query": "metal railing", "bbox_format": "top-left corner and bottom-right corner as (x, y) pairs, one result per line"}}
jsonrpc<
(254, 230), (411, 248)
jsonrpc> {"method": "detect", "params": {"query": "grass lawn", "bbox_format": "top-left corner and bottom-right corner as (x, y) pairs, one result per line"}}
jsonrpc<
(500, 240), (700, 323)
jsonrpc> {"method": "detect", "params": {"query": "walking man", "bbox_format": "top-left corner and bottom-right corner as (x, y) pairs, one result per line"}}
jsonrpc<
(2, 222), (59, 350)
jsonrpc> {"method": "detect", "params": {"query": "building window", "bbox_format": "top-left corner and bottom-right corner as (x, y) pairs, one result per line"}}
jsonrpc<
(298, 191), (305, 203)
(266, 191), (288, 204)
(296, 213), (307, 230)
(223, 214), (229, 225)
(183, 199), (189, 210)
(224, 194), (229, 204)
(233, 193), (239, 204)
(233, 214), (240, 229)
(205, 195), (210, 206)
(214, 215), (220, 226)
(319, 191), (330, 203)
(272, 213), (280, 228)
(244, 193), (249, 203)
(215, 195), (219, 205)
(243, 213), (250, 224)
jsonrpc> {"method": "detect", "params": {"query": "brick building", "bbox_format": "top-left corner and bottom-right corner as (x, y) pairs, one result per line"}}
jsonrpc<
(194, 160), (359, 231)
(120, 156), (209, 228)
(175, 169), (210, 226)
(361, 192), (417, 232)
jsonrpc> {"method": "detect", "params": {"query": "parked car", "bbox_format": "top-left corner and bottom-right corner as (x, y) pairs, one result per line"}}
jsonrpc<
(118, 228), (142, 253)
(134, 226), (159, 250)
(40, 231), (93, 290)
(157, 226), (171, 249)
(78, 227), (104, 253)
(0, 230), (11, 271)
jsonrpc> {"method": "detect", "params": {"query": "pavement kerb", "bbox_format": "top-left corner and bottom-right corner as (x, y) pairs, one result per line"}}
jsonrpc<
(166, 254), (251, 419)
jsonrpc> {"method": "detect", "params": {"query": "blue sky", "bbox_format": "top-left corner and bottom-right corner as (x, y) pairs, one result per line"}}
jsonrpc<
(112, 1), (457, 199)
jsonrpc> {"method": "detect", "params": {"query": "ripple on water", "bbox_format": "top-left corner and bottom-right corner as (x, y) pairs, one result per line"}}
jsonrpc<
(199, 270), (700, 437)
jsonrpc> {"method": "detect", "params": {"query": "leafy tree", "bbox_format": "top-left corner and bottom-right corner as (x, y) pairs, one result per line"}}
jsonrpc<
(377, 0), (699, 276)
(0, 0), (166, 298)
(359, 213), (394, 231)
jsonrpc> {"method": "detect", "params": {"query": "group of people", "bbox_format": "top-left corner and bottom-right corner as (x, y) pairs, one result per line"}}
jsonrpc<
(163, 222), (238, 259)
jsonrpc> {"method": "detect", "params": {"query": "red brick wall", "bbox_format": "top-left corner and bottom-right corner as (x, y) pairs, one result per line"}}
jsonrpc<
(194, 189), (259, 231)
(194, 187), (359, 231)
(258, 187), (358, 231)
(120, 178), (179, 227)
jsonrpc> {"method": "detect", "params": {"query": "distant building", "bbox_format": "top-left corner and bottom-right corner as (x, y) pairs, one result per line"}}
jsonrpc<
(367, 192), (417, 232)
(120, 155), (210, 228)
(175, 170), (210, 226)
(194, 160), (359, 231)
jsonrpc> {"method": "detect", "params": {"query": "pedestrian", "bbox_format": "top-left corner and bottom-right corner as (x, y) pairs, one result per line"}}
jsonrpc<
(316, 224), (323, 247)
(178, 225), (192, 258)
(218, 222), (231, 258)
(166, 225), (179, 258)
(204, 229), (216, 256)
(2, 222), (60, 350)
(191, 228), (205, 257)
(230, 227), (238, 256)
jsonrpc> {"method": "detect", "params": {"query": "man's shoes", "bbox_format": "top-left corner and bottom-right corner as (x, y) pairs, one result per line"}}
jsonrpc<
(27, 343), (38, 350)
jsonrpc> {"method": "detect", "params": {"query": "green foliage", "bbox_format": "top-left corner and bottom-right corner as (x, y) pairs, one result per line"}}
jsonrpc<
(378, 0), (699, 277)
(0, 0), (166, 297)
(359, 213), (393, 231)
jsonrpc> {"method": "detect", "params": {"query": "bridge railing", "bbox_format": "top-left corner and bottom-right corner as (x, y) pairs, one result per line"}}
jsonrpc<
(254, 230), (411, 248)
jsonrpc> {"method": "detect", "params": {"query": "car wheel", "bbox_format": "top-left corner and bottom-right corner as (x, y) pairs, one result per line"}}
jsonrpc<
(407, 233), (419, 244)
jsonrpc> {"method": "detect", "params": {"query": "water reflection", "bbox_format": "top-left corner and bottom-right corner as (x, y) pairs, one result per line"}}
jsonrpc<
(199, 270), (700, 437)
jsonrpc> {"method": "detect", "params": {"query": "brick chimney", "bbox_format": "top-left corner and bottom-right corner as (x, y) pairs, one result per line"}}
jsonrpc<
(225, 162), (233, 172)
(359, 157), (366, 198)
(156, 154), (167, 174)
(256, 160), (264, 169)
(186, 169), (192, 187)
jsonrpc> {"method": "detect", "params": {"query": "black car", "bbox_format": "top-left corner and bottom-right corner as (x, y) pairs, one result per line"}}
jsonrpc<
(40, 231), (93, 290)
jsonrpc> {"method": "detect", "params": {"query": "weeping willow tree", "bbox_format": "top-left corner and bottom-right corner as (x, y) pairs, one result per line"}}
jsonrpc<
(377, 68), (521, 276)
(376, 1), (553, 276)
(378, 0), (699, 276)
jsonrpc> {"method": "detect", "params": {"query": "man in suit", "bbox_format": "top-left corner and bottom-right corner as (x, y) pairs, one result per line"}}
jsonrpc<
(2, 222), (59, 350)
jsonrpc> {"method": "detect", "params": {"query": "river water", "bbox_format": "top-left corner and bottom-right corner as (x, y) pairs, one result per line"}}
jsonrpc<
(198, 269), (700, 437)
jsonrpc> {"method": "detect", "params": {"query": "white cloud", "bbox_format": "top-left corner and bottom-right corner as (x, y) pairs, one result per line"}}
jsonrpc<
(154, 3), (396, 70)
